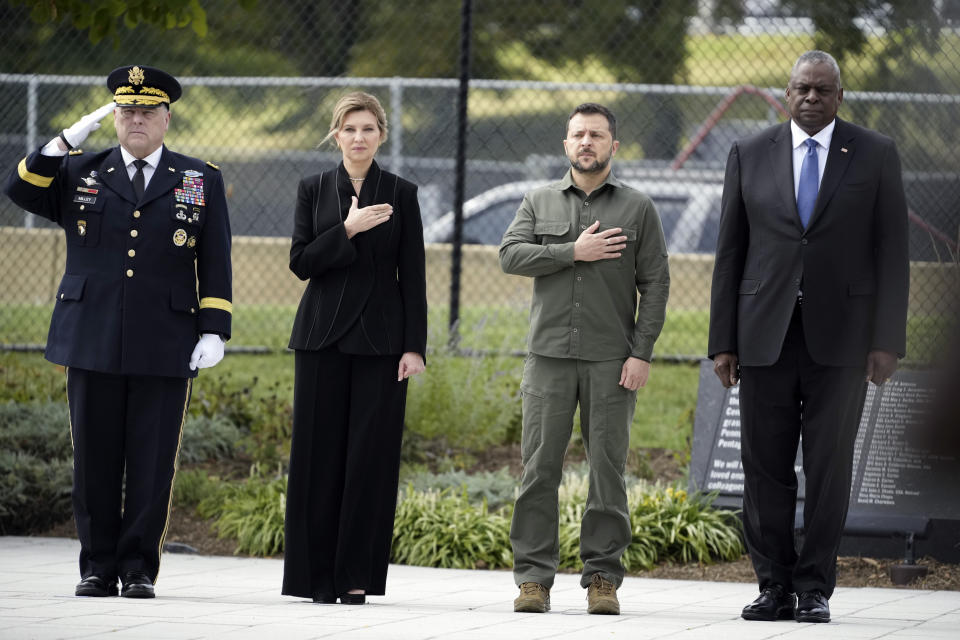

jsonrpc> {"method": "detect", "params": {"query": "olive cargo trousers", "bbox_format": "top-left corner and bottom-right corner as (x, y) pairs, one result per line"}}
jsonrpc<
(510, 354), (637, 589)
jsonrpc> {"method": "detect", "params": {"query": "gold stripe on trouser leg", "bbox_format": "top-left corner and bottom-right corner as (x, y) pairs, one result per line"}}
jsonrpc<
(155, 377), (192, 583)
(65, 367), (75, 449)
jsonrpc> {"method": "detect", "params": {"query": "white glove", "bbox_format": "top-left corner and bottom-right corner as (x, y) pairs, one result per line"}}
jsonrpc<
(189, 333), (225, 371)
(60, 102), (116, 149)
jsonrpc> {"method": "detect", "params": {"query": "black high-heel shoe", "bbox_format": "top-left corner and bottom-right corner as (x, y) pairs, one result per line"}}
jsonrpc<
(339, 592), (366, 605)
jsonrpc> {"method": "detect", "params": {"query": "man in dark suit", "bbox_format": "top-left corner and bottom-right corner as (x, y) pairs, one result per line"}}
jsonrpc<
(708, 50), (909, 623)
(4, 65), (232, 599)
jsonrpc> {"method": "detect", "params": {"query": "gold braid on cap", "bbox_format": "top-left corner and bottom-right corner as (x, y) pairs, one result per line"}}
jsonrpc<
(113, 85), (170, 106)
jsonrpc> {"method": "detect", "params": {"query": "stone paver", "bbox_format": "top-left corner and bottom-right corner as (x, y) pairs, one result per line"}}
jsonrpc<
(1, 536), (958, 639)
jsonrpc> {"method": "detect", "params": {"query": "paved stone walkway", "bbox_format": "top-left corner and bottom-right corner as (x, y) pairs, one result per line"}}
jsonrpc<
(1, 536), (958, 639)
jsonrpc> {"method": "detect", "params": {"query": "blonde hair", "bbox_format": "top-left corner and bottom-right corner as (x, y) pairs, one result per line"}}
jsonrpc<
(321, 91), (388, 148)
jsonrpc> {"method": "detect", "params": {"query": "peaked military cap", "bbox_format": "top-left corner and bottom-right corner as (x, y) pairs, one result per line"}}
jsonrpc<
(107, 65), (182, 108)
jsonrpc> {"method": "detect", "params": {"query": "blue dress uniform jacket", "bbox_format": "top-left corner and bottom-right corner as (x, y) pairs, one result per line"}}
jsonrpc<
(5, 145), (232, 378)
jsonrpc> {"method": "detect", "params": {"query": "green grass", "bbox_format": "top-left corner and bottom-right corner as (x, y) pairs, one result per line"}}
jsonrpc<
(4, 301), (948, 365)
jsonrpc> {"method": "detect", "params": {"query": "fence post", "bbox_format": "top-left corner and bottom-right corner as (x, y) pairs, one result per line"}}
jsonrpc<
(24, 76), (37, 229)
(449, 0), (473, 350)
(389, 76), (403, 175)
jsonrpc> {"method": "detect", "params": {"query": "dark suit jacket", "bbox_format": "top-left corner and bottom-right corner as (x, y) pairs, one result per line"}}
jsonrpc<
(5, 145), (232, 378)
(288, 160), (427, 357)
(708, 118), (909, 367)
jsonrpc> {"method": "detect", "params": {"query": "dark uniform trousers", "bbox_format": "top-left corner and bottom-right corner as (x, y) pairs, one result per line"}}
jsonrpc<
(68, 367), (191, 583)
(282, 347), (407, 599)
(739, 304), (867, 598)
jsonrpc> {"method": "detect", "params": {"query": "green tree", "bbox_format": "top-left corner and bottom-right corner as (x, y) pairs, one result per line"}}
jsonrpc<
(716, 0), (949, 92)
(12, 0), (257, 42)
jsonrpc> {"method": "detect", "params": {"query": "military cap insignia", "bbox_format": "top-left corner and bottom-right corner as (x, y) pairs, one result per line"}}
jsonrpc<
(173, 228), (187, 247)
(128, 66), (145, 85)
(77, 220), (87, 236)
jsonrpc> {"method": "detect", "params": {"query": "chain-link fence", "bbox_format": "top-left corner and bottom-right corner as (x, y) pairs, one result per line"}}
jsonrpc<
(1, 1), (958, 362)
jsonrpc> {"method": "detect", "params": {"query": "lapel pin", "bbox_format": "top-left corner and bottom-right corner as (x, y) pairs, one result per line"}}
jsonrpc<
(168, 166), (175, 172)
(106, 167), (115, 173)
(841, 147), (848, 153)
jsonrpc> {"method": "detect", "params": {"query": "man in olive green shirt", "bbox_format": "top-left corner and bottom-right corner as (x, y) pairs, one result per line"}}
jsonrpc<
(500, 103), (670, 615)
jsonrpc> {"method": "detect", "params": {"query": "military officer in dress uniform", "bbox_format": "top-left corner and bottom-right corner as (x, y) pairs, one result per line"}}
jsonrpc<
(4, 65), (232, 599)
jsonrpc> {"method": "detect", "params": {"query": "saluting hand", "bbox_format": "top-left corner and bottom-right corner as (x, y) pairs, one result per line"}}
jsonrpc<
(574, 220), (627, 262)
(59, 102), (117, 150)
(343, 196), (393, 239)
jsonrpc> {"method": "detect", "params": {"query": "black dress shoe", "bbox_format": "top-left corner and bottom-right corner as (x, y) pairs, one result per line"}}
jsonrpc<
(120, 571), (155, 599)
(75, 575), (118, 597)
(339, 592), (366, 605)
(312, 593), (337, 604)
(741, 585), (796, 621)
(796, 590), (830, 623)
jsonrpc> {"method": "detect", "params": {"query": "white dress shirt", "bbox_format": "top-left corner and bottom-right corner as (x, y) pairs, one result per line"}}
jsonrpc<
(791, 118), (834, 199)
(120, 145), (163, 192)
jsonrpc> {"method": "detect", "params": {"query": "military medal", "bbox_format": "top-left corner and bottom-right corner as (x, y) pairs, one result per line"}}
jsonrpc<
(187, 236), (196, 248)
(173, 228), (187, 247)
(174, 174), (205, 207)
(77, 220), (86, 236)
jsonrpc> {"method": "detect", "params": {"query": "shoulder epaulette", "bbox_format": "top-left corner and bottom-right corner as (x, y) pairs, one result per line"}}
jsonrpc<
(68, 149), (84, 156)
(205, 161), (220, 170)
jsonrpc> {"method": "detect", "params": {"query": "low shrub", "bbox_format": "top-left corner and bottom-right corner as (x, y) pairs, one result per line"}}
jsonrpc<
(179, 415), (242, 464)
(391, 485), (513, 570)
(0, 401), (71, 459)
(0, 450), (72, 534)
(405, 341), (523, 452)
(190, 373), (293, 469)
(172, 469), (223, 508)
(197, 473), (286, 556)
(0, 401), (73, 534)
(400, 467), (518, 510)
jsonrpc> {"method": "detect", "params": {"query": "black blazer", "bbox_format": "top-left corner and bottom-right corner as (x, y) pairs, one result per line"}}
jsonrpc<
(288, 160), (427, 357)
(5, 145), (233, 378)
(708, 118), (909, 367)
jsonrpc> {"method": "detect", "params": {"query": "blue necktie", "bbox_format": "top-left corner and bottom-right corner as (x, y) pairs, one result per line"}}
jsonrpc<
(796, 138), (818, 228)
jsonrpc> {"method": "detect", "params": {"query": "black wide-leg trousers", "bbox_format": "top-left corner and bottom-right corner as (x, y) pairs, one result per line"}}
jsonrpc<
(66, 367), (191, 583)
(282, 347), (407, 600)
(739, 305), (867, 598)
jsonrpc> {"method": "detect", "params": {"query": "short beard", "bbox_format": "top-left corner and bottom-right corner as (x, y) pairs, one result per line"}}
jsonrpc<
(570, 154), (610, 174)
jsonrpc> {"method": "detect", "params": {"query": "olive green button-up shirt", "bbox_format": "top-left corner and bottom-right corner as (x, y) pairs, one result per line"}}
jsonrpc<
(499, 170), (670, 362)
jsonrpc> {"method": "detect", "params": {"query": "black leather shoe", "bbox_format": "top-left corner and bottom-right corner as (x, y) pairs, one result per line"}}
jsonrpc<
(75, 575), (118, 597)
(339, 592), (366, 605)
(741, 585), (796, 621)
(312, 593), (337, 604)
(796, 590), (830, 623)
(120, 571), (155, 599)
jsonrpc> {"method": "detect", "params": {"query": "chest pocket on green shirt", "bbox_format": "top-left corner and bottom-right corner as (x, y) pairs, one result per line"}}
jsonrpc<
(596, 223), (637, 269)
(533, 220), (570, 244)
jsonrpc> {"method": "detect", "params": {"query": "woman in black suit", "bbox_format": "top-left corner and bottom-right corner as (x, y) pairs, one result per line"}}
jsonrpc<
(282, 92), (427, 605)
